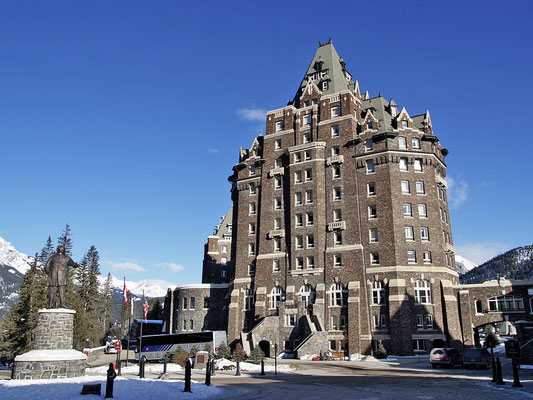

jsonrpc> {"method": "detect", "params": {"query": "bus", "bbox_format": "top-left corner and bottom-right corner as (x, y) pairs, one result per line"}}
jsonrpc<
(135, 331), (227, 362)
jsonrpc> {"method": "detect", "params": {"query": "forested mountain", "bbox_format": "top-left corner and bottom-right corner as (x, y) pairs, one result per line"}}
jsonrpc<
(460, 245), (533, 284)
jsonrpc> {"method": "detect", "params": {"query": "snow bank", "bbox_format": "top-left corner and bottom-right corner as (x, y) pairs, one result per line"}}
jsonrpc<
(88, 363), (183, 374)
(214, 358), (292, 372)
(0, 376), (222, 400)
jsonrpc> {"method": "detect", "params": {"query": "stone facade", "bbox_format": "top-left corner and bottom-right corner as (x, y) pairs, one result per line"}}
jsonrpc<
(33, 309), (75, 350)
(15, 359), (85, 380)
(202, 207), (233, 284)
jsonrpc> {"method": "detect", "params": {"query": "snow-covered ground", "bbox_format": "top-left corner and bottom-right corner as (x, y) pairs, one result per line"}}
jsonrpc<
(0, 375), (222, 399)
(88, 363), (183, 374)
(215, 358), (293, 372)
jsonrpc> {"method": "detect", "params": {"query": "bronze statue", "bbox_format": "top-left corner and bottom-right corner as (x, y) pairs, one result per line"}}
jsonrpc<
(44, 246), (79, 308)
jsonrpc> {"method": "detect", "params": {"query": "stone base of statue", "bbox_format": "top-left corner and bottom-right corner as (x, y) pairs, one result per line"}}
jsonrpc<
(14, 309), (87, 379)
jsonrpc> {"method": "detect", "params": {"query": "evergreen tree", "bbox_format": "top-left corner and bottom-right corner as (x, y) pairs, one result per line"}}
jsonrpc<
(216, 342), (230, 359)
(248, 347), (265, 364)
(37, 236), (55, 264)
(57, 224), (73, 256)
(232, 343), (246, 362)
(100, 273), (115, 340)
(147, 299), (164, 320)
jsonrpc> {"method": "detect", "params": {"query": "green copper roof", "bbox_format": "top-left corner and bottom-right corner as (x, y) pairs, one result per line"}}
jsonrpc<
(294, 41), (353, 102)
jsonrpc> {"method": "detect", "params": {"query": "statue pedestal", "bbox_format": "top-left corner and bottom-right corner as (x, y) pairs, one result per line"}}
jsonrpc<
(14, 309), (87, 379)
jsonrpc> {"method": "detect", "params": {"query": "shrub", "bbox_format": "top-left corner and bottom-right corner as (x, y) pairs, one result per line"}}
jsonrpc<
(203, 343), (214, 359)
(248, 347), (265, 364)
(190, 345), (199, 357)
(233, 343), (246, 362)
(171, 353), (189, 367)
(216, 342), (230, 359)
(485, 330), (500, 348)
(374, 341), (387, 359)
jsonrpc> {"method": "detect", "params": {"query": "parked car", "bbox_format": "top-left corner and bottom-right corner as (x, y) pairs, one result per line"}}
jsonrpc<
(463, 348), (491, 369)
(104, 340), (119, 354)
(430, 348), (463, 368)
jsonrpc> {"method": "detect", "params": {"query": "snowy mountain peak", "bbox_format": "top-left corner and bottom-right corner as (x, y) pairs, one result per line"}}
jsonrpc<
(99, 274), (176, 298)
(0, 236), (33, 275)
(455, 255), (478, 275)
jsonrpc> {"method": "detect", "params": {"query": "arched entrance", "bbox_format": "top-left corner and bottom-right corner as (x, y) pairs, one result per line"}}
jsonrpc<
(259, 340), (270, 357)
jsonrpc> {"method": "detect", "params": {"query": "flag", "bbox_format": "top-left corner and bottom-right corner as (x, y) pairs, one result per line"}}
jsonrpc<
(130, 296), (134, 316)
(143, 300), (149, 323)
(123, 278), (128, 306)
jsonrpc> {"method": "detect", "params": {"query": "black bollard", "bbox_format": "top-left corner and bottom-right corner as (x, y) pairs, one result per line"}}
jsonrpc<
(260, 359), (265, 375)
(140, 357), (145, 379)
(10, 362), (15, 380)
(490, 347), (496, 383)
(512, 360), (523, 388)
(205, 360), (211, 386)
(236, 360), (241, 376)
(184, 358), (192, 392)
(495, 358), (505, 385)
(163, 360), (167, 374)
(211, 359), (216, 377)
(117, 359), (121, 377)
(105, 363), (117, 399)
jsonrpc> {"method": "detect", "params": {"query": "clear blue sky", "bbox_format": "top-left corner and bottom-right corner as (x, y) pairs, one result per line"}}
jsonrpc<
(1, 1), (531, 284)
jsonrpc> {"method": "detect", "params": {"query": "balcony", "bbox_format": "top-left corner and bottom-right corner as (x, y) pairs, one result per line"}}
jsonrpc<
(326, 155), (344, 165)
(327, 221), (346, 231)
(268, 229), (285, 239)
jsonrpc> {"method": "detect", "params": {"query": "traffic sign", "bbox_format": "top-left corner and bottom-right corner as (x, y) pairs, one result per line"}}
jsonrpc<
(505, 339), (521, 359)
(115, 341), (122, 351)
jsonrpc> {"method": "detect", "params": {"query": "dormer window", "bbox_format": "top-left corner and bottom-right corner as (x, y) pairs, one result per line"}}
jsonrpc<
(320, 71), (327, 78)
(312, 98), (318, 105)
(275, 120), (284, 132)
(368, 122), (373, 130)
(323, 81), (329, 91)
(391, 106), (398, 117)
(401, 120), (408, 128)
(249, 165), (256, 176)
(345, 72), (352, 81)
(304, 101), (310, 107)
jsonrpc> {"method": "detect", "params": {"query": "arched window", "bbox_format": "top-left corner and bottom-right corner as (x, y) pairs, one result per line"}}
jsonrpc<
(299, 284), (315, 307)
(330, 283), (345, 306)
(269, 286), (283, 309)
(372, 281), (385, 304)
(414, 280), (431, 304)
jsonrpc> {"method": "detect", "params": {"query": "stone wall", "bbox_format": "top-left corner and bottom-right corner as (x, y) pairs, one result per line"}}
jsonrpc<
(33, 309), (75, 350)
(16, 359), (85, 380)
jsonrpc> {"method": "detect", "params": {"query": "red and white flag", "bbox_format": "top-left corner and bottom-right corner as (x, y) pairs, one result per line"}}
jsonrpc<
(143, 300), (149, 323)
(123, 278), (128, 306)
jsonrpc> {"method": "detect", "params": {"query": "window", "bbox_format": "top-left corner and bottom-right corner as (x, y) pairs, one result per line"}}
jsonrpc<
(368, 182), (376, 196)
(273, 259), (280, 272)
(183, 319), (187, 330)
(248, 264), (255, 276)
(368, 205), (377, 219)
(418, 204), (427, 218)
(248, 243), (255, 255)
(334, 232), (343, 246)
(333, 315), (340, 330)
(417, 314), (424, 328)
(274, 158), (282, 169)
(221, 257), (227, 265)
(305, 190), (313, 204)
(245, 289), (253, 310)
(401, 120), (408, 128)
(330, 282), (345, 306)
(296, 257), (304, 269)
(249, 202), (256, 215)
(269, 286), (283, 309)
(401, 180), (410, 194)
(416, 181), (425, 194)
(334, 209), (342, 222)
(414, 158), (422, 172)
(274, 197), (282, 210)
(334, 254), (342, 267)
(306, 212), (314, 226)
(422, 251), (432, 264)
(275, 139), (282, 150)
(331, 106), (340, 117)
(420, 227), (430, 241)
(250, 182), (257, 195)
(305, 169), (313, 181)
(366, 160), (375, 173)
(323, 81), (329, 91)
(294, 171), (302, 183)
(295, 192), (303, 205)
(190, 297), (195, 309)
(304, 150), (312, 161)
(285, 314), (296, 327)
(333, 187), (342, 200)
(380, 315), (386, 329)
(333, 166), (341, 179)
(274, 217), (282, 230)
(295, 214), (303, 227)
(414, 280), (431, 304)
(306, 256), (315, 268)
(275, 176), (282, 189)
(367, 122), (373, 130)
(407, 250), (416, 263)
(249, 222), (256, 235)
(475, 300), (483, 314)
(399, 157), (408, 171)
(303, 133), (312, 143)
(204, 297), (210, 309)
(276, 120), (284, 131)
(183, 297), (188, 310)
(412, 137), (421, 149)
(403, 203), (412, 217)
(331, 146), (340, 156)
(331, 125), (340, 137)
(369, 228), (378, 243)
(306, 234), (314, 248)
(373, 314), (379, 329)
(398, 136), (407, 149)
(303, 114), (312, 125)
(391, 105), (398, 117)
(221, 270), (227, 278)
(487, 295), (524, 312)
(365, 140), (373, 151)
(370, 252), (380, 265)
(414, 339), (426, 352)
(426, 314), (433, 329)
(294, 152), (302, 163)
(249, 165), (256, 175)
(295, 235), (303, 249)
(221, 245), (228, 253)
(372, 281), (385, 304)
(274, 238), (282, 252)
(405, 227), (414, 241)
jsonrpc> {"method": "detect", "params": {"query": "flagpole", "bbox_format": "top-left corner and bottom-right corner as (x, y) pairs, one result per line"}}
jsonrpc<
(126, 292), (132, 367)
(139, 290), (144, 375)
